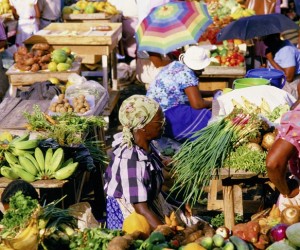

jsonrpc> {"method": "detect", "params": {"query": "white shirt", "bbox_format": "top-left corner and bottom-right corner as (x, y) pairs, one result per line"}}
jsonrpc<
(38, 0), (61, 20)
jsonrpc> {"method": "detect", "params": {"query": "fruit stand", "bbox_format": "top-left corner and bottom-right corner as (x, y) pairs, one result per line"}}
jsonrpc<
(24, 22), (122, 90)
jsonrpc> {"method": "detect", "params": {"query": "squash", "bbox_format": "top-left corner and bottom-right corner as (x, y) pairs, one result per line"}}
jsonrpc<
(183, 242), (206, 250)
(122, 212), (151, 236)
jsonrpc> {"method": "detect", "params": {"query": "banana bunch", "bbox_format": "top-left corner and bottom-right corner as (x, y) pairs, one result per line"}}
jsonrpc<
(96, 1), (119, 15)
(230, 7), (255, 20)
(3, 212), (39, 250)
(164, 211), (184, 231)
(1, 147), (79, 182)
(0, 133), (40, 157)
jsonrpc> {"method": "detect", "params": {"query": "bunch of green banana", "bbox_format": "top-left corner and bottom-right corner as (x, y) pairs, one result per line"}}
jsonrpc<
(0, 133), (40, 157)
(1, 147), (79, 182)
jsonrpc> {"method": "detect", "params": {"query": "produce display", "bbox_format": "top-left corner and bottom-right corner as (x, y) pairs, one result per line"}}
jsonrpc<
(62, 0), (119, 15)
(12, 43), (76, 72)
(199, 0), (255, 45)
(49, 93), (91, 114)
(209, 40), (245, 67)
(0, 132), (79, 182)
(0, 0), (12, 16)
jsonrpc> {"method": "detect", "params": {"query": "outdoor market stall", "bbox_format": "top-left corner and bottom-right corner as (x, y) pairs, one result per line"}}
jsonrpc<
(24, 22), (122, 91)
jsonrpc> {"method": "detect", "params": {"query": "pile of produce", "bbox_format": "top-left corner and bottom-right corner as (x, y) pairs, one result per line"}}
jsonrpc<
(222, 97), (290, 174)
(48, 48), (75, 72)
(13, 43), (52, 72)
(23, 105), (108, 165)
(0, 132), (79, 182)
(169, 107), (272, 207)
(210, 40), (245, 67)
(13, 44), (75, 72)
(0, 192), (77, 250)
(199, 0), (255, 45)
(62, 0), (119, 15)
(49, 94), (91, 114)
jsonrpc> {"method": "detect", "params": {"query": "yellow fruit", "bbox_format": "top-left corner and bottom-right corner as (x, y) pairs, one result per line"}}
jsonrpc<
(0, 131), (13, 142)
(184, 242), (206, 250)
(48, 77), (60, 85)
(122, 212), (151, 237)
(62, 6), (73, 14)
(48, 61), (57, 72)
(72, 9), (81, 14)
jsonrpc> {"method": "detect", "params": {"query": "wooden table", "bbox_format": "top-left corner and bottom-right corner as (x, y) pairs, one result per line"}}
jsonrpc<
(6, 62), (81, 97)
(207, 168), (269, 230)
(0, 177), (69, 208)
(24, 22), (122, 91)
(199, 65), (246, 90)
(63, 13), (121, 23)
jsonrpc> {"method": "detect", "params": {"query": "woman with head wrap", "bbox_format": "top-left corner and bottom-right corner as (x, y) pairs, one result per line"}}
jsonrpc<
(104, 95), (200, 230)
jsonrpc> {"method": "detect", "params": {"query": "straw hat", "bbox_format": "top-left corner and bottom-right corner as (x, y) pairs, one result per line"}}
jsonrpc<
(179, 46), (211, 70)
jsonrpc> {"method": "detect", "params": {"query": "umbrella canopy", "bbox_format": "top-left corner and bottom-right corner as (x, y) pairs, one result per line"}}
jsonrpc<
(217, 13), (299, 42)
(135, 1), (213, 55)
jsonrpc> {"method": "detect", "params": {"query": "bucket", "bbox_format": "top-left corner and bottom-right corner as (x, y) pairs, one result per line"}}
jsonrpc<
(233, 78), (270, 89)
(245, 68), (286, 89)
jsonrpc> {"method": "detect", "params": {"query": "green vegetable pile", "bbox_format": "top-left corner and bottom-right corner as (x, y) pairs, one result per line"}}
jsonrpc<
(23, 105), (107, 146)
(69, 227), (122, 250)
(0, 191), (39, 238)
(223, 145), (267, 174)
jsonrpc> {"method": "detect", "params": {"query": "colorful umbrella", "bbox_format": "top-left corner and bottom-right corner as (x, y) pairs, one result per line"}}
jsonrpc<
(217, 13), (299, 41)
(135, 1), (213, 55)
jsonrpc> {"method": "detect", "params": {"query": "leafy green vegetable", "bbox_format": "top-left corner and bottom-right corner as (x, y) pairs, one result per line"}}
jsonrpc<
(266, 104), (290, 122)
(0, 191), (39, 237)
(210, 213), (243, 228)
(223, 145), (267, 174)
(23, 105), (107, 146)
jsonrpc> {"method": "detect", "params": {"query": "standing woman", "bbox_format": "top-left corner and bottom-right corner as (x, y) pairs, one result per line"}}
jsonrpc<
(9, 0), (40, 47)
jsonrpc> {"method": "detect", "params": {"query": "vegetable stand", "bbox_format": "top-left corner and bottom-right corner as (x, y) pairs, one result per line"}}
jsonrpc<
(24, 22), (122, 91)
(207, 169), (269, 230)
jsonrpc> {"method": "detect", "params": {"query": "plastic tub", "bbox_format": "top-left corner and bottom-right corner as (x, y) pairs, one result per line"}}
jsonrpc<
(245, 68), (286, 89)
(233, 78), (270, 89)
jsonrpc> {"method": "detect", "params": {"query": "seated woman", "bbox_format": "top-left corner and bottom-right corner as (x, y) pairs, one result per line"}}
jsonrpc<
(262, 33), (300, 99)
(146, 46), (221, 142)
(104, 95), (198, 230)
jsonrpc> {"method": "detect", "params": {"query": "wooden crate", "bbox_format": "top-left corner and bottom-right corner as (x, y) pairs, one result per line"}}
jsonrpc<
(6, 61), (81, 86)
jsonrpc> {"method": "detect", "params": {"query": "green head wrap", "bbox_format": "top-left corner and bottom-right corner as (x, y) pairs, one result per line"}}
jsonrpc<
(119, 95), (160, 148)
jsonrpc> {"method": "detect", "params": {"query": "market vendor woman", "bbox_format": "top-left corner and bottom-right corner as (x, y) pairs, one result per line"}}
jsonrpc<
(146, 46), (221, 142)
(104, 95), (196, 230)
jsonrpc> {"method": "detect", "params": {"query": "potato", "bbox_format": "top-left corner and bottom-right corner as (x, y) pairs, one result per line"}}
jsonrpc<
(33, 49), (45, 57)
(80, 108), (87, 114)
(32, 43), (50, 51)
(24, 58), (35, 66)
(17, 46), (28, 55)
(40, 54), (51, 63)
(30, 63), (40, 72)
(15, 63), (31, 71)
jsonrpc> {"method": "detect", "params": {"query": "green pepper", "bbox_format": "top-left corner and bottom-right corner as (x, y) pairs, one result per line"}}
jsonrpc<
(149, 231), (166, 245)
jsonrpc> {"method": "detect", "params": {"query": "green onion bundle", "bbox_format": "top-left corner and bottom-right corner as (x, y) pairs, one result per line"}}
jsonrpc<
(169, 108), (263, 207)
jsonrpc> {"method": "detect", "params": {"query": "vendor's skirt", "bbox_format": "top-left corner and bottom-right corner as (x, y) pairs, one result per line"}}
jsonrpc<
(164, 104), (212, 142)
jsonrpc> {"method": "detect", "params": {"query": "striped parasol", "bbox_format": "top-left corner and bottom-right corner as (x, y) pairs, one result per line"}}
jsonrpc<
(135, 1), (212, 55)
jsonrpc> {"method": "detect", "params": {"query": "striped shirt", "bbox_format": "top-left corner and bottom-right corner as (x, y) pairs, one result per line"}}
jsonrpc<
(104, 133), (164, 204)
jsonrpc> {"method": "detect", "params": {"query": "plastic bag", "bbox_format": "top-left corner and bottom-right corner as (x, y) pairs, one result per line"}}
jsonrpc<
(68, 202), (99, 230)
(64, 74), (109, 116)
